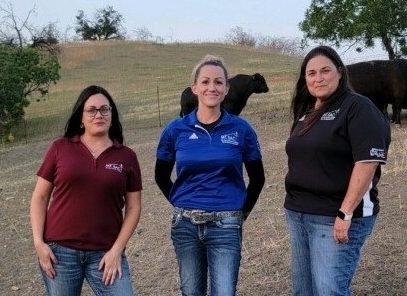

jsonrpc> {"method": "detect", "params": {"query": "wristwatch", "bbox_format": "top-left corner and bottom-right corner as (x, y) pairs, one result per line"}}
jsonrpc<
(337, 209), (353, 221)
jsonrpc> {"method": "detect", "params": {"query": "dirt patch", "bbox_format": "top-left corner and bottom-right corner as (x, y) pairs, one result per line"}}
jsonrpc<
(0, 112), (406, 295)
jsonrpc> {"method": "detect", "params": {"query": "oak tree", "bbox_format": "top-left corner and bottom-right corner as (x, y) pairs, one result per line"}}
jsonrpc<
(300, 0), (407, 59)
(75, 6), (125, 40)
(0, 2), (60, 140)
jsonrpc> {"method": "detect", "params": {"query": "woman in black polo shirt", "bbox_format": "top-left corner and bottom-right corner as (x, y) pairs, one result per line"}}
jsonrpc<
(284, 46), (390, 295)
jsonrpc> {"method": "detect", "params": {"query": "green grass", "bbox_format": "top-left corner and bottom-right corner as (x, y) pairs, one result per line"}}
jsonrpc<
(16, 41), (301, 143)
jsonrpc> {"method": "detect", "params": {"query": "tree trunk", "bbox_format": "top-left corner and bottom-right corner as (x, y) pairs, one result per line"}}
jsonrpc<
(381, 34), (395, 60)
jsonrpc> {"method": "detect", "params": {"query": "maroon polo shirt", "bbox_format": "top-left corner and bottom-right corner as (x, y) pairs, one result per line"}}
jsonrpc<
(37, 136), (142, 250)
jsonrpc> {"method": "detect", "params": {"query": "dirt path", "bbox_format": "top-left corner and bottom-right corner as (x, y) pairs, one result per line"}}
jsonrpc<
(0, 113), (405, 295)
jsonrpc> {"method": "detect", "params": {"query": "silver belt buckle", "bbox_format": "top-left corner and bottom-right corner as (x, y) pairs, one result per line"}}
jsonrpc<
(190, 210), (209, 224)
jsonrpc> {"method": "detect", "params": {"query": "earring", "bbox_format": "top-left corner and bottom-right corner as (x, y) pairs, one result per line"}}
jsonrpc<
(80, 123), (84, 128)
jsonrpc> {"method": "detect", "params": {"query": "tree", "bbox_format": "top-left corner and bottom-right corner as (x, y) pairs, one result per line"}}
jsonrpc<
(0, 2), (60, 53)
(31, 23), (60, 55)
(257, 36), (305, 56)
(32, 23), (60, 46)
(0, 1), (35, 47)
(225, 26), (256, 47)
(0, 2), (61, 140)
(300, 0), (407, 60)
(75, 6), (125, 40)
(134, 26), (153, 41)
(0, 46), (60, 140)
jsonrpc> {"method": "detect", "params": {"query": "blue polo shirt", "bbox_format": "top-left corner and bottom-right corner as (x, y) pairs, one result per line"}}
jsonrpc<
(156, 110), (262, 211)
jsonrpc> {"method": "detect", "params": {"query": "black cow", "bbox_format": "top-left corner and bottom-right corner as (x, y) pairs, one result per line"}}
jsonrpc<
(180, 73), (269, 116)
(347, 59), (407, 125)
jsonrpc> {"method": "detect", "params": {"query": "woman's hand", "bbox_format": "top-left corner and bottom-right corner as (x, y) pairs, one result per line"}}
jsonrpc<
(333, 218), (351, 244)
(98, 191), (141, 285)
(98, 248), (122, 286)
(35, 241), (58, 279)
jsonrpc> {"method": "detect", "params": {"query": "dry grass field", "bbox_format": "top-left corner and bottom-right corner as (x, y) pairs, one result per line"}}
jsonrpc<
(0, 41), (406, 295)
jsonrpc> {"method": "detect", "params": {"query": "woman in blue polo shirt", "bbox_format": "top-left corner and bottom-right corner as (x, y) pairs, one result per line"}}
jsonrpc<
(285, 46), (391, 295)
(155, 55), (265, 296)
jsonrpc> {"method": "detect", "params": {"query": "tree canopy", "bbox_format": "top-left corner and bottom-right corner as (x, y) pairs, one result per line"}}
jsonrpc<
(225, 26), (256, 47)
(300, 0), (407, 60)
(0, 2), (60, 51)
(0, 46), (60, 139)
(0, 2), (61, 141)
(75, 6), (125, 40)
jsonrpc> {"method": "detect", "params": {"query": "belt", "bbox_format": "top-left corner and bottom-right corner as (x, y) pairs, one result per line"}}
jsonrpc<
(175, 208), (242, 224)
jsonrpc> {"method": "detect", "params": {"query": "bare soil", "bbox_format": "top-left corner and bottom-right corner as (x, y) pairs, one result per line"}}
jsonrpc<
(0, 112), (406, 295)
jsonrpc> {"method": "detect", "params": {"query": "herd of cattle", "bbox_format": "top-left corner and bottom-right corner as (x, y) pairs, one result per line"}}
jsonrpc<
(179, 60), (407, 125)
(347, 60), (407, 125)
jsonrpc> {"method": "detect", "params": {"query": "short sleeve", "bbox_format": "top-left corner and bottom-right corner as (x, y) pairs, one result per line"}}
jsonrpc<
(126, 149), (143, 192)
(347, 99), (390, 163)
(156, 123), (176, 162)
(37, 141), (58, 183)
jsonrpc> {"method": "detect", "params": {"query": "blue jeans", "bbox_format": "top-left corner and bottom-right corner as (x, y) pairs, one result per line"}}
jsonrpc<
(41, 243), (135, 296)
(285, 209), (376, 296)
(171, 211), (243, 296)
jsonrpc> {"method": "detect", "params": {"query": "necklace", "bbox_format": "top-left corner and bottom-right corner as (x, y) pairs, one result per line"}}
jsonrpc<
(88, 148), (98, 157)
(80, 136), (112, 158)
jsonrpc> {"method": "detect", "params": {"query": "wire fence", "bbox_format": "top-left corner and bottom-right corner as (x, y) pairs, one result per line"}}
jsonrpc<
(7, 41), (300, 145)
(5, 41), (391, 146)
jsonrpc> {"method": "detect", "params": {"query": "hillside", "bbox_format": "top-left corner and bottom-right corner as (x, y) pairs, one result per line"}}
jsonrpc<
(21, 41), (301, 142)
(1, 42), (405, 295)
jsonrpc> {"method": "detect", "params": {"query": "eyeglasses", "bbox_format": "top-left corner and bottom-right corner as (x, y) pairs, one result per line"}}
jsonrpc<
(83, 106), (112, 117)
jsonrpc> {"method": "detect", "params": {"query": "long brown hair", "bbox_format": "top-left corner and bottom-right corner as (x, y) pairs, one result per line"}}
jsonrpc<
(290, 46), (350, 135)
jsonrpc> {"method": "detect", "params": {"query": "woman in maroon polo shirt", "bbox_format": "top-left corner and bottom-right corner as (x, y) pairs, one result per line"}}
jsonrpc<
(30, 85), (142, 295)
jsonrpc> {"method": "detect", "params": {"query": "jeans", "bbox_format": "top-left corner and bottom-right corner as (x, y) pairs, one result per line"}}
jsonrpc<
(285, 209), (376, 296)
(41, 243), (134, 296)
(171, 210), (243, 296)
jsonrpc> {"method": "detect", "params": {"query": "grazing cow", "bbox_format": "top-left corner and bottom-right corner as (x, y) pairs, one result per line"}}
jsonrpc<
(347, 59), (407, 125)
(180, 73), (269, 116)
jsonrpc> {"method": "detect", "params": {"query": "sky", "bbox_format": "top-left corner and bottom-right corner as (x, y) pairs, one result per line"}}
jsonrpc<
(9, 0), (387, 62)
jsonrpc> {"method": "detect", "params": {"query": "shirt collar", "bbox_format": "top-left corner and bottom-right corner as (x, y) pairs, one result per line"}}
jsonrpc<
(69, 135), (122, 149)
(184, 108), (234, 127)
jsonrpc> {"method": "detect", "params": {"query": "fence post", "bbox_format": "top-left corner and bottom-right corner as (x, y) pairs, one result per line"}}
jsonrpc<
(157, 85), (162, 127)
(24, 118), (28, 144)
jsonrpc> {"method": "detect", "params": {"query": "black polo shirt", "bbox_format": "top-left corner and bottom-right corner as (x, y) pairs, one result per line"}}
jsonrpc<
(284, 91), (391, 218)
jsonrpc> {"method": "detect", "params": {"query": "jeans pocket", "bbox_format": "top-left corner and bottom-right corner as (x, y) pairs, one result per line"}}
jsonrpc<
(215, 216), (242, 229)
(171, 211), (182, 228)
(47, 242), (58, 251)
(350, 215), (377, 238)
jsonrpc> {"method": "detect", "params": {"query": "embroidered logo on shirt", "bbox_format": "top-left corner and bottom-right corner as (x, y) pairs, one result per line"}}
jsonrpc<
(221, 132), (239, 145)
(370, 148), (385, 159)
(321, 108), (340, 120)
(189, 133), (198, 140)
(105, 163), (123, 173)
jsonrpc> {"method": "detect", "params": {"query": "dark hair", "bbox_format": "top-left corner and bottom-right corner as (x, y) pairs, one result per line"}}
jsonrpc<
(290, 45), (350, 135)
(64, 85), (124, 143)
(191, 54), (229, 84)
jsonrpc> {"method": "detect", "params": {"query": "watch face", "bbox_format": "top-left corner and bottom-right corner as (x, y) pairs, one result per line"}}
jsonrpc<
(337, 210), (352, 220)
(337, 210), (346, 220)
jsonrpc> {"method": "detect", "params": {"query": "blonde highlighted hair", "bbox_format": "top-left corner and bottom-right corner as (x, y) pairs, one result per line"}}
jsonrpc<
(191, 54), (229, 84)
